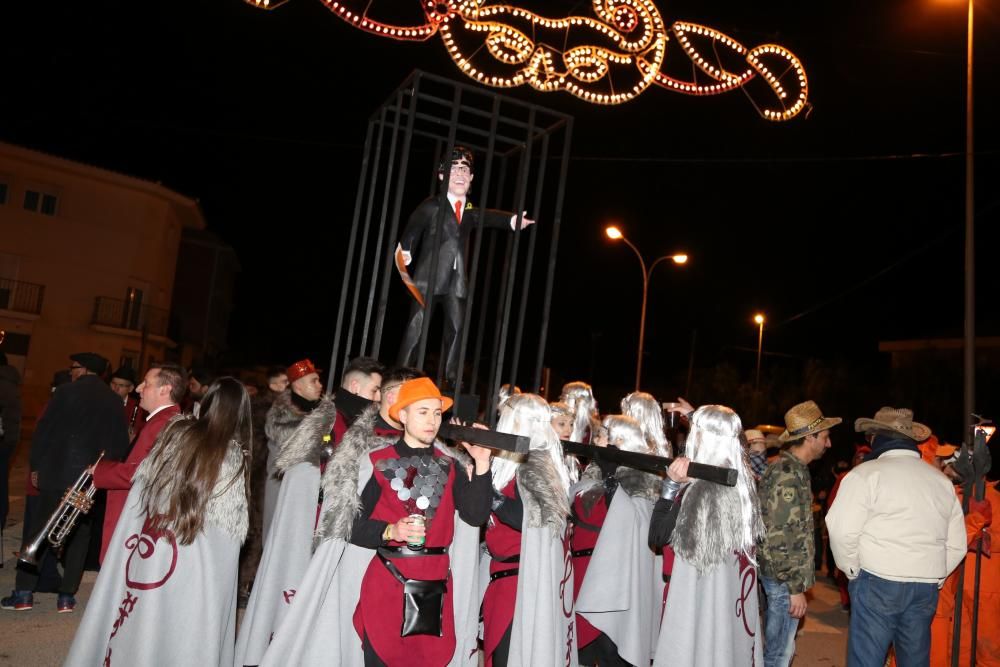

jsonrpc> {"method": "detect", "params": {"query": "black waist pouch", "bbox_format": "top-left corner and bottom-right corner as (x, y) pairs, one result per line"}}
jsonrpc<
(379, 554), (448, 637)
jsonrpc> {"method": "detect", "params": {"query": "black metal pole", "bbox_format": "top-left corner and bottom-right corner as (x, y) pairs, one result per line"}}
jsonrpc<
(532, 119), (573, 391)
(372, 77), (421, 358)
(496, 109), (536, 412)
(344, 111), (387, 361)
(358, 109), (391, 355)
(326, 119), (374, 393)
(508, 134), (547, 390)
(453, 97), (501, 403)
(471, 158), (507, 398)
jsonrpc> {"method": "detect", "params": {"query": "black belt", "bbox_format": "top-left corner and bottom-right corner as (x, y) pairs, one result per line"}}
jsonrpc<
(663, 574), (671, 583)
(572, 548), (595, 558)
(378, 546), (448, 558)
(489, 567), (520, 582)
(487, 551), (520, 564)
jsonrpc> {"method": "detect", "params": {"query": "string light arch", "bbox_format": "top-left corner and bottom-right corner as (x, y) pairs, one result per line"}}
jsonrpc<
(244, 0), (809, 120)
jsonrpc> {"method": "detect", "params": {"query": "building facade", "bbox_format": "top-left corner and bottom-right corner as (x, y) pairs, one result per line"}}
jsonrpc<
(0, 142), (206, 420)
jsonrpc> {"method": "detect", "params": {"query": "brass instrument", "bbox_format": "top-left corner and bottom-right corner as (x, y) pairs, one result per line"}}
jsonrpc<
(19, 451), (105, 567)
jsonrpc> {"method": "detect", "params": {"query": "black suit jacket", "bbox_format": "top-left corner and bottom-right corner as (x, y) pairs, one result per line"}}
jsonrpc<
(30, 374), (130, 492)
(399, 193), (512, 298)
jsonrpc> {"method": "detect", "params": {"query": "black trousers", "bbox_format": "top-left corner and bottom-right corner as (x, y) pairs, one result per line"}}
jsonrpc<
(16, 488), (92, 595)
(398, 292), (465, 381)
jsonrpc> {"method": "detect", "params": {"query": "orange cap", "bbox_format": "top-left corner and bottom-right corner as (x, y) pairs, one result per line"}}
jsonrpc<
(388, 377), (453, 422)
(286, 359), (320, 383)
(936, 443), (958, 458)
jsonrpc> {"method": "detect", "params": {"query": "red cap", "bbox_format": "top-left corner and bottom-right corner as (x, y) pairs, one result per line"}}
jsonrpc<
(286, 359), (320, 383)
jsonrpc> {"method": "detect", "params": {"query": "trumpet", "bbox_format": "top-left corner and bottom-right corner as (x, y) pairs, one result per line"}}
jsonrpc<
(19, 451), (105, 567)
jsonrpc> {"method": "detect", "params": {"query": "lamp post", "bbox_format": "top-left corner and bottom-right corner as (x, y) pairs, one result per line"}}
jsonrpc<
(754, 313), (765, 393)
(605, 225), (688, 391)
(961, 0), (975, 438)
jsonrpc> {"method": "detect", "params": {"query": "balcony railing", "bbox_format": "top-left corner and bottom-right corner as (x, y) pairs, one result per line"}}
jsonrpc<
(92, 297), (169, 337)
(0, 277), (45, 315)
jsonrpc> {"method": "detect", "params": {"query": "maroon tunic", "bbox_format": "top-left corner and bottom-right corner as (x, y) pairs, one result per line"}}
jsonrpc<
(570, 492), (610, 649)
(93, 405), (180, 563)
(352, 445), (458, 666)
(482, 479), (520, 666)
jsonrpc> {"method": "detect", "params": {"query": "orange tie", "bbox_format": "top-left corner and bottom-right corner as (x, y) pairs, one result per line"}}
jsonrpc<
(454, 199), (463, 225)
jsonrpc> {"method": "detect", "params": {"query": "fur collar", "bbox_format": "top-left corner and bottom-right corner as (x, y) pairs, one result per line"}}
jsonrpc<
(273, 394), (337, 473)
(671, 480), (745, 574)
(314, 406), (473, 547)
(134, 416), (249, 544)
(516, 452), (570, 535)
(314, 404), (396, 546)
(572, 462), (660, 511)
(615, 466), (661, 501)
(264, 390), (307, 449)
(572, 463), (605, 512)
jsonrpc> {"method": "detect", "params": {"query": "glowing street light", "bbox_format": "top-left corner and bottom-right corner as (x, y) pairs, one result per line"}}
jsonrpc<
(605, 224), (689, 390)
(754, 314), (765, 392)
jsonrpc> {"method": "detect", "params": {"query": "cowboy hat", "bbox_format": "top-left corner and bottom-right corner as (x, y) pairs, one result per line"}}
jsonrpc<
(779, 400), (842, 442)
(854, 406), (931, 442)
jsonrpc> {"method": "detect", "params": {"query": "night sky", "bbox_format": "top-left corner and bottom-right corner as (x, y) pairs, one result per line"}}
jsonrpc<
(3, 0), (999, 444)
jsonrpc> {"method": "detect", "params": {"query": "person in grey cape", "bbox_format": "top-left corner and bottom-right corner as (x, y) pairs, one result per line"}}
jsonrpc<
(63, 378), (250, 667)
(648, 405), (765, 666)
(261, 359), (329, 539)
(573, 415), (665, 667)
(256, 377), (491, 667)
(481, 393), (578, 667)
(235, 368), (415, 667)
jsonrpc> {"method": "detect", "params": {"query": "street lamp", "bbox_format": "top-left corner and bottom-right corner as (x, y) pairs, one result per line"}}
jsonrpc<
(960, 0), (975, 438)
(605, 225), (688, 390)
(753, 314), (765, 392)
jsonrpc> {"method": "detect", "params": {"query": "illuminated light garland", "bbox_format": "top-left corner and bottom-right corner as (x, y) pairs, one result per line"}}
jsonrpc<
(242, 0), (809, 119)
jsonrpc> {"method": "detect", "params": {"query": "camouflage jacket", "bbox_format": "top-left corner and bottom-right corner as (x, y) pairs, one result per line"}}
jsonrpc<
(758, 450), (815, 594)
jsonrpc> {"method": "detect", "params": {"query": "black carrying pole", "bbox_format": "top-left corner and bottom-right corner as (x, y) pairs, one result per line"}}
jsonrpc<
(437, 424), (737, 486)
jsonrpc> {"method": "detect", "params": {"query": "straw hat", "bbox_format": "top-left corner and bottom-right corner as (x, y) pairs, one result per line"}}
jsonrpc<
(744, 429), (766, 444)
(778, 400), (842, 442)
(388, 377), (453, 422)
(854, 406), (931, 442)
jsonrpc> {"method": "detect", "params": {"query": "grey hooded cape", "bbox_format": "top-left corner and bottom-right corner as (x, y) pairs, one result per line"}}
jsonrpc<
(64, 425), (247, 667)
(258, 435), (480, 667)
(234, 397), (337, 666)
(575, 481), (664, 665)
(653, 481), (764, 666)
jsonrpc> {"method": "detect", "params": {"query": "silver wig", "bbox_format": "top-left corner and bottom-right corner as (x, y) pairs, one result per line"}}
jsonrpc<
(494, 393), (577, 493)
(620, 391), (671, 458)
(602, 414), (652, 455)
(560, 381), (597, 443)
(496, 383), (521, 414)
(685, 405), (763, 560)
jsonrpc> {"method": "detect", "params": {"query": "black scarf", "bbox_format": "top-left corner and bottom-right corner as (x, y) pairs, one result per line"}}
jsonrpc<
(290, 390), (320, 413)
(864, 434), (920, 461)
(334, 387), (376, 426)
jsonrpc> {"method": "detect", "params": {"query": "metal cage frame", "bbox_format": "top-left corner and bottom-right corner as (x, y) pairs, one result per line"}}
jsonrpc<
(327, 70), (574, 423)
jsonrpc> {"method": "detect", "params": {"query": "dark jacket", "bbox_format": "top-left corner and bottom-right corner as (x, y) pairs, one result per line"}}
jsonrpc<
(399, 193), (513, 298)
(0, 364), (21, 450)
(29, 374), (130, 492)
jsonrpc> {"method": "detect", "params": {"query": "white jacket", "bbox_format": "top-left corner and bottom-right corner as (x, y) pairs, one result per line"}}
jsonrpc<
(826, 449), (966, 585)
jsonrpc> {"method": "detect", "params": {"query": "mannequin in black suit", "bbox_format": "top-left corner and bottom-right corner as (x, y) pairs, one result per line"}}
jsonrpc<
(396, 147), (534, 382)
